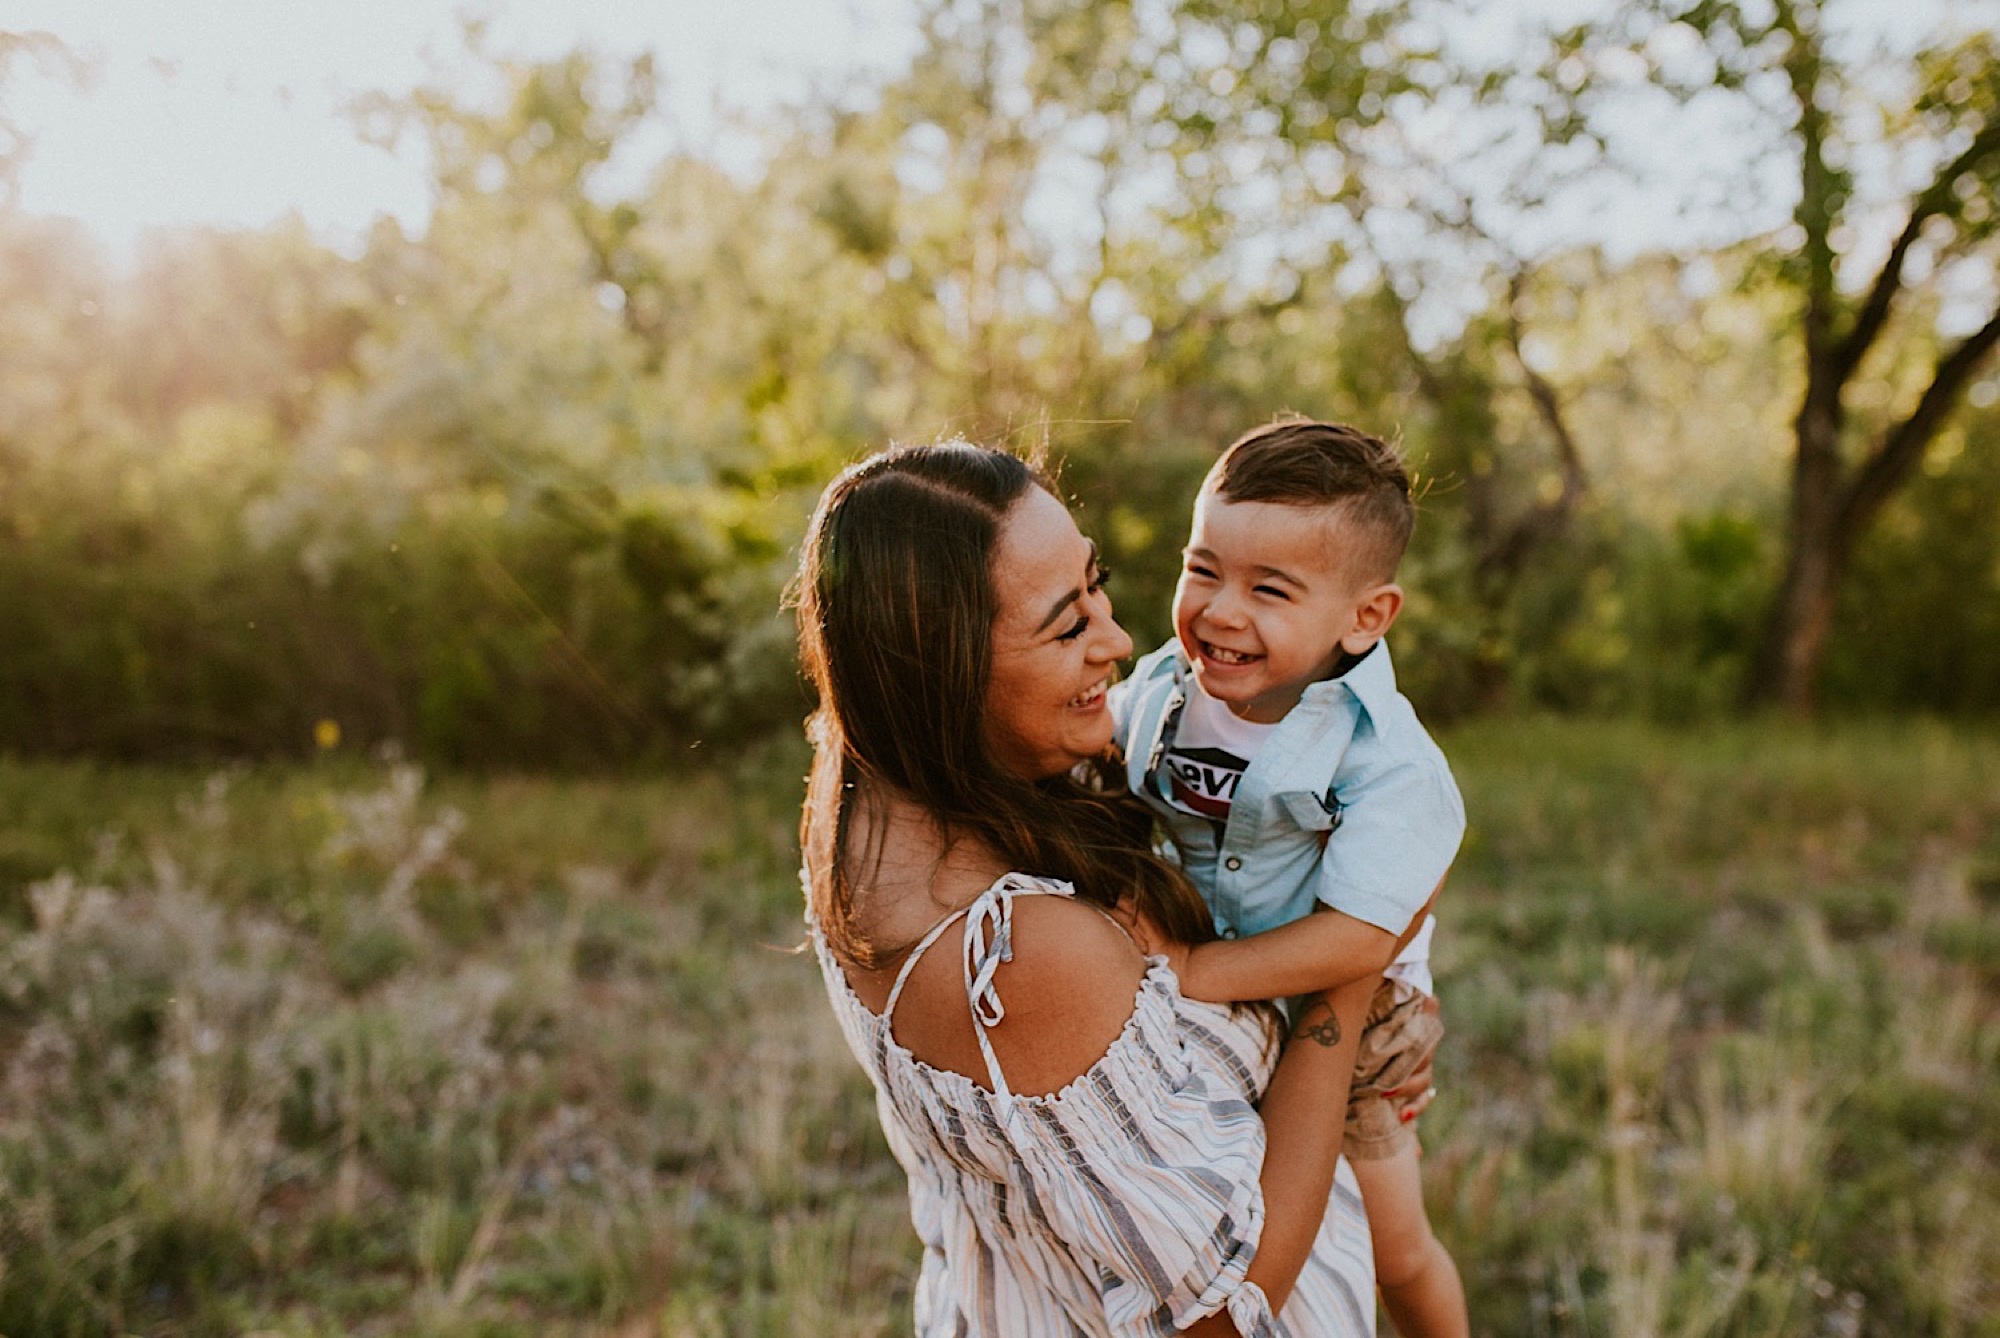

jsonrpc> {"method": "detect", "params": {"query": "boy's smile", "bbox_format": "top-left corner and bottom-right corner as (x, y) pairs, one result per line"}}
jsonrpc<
(1173, 492), (1402, 723)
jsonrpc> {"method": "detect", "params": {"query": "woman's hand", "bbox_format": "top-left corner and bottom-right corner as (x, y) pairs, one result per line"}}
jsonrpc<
(1381, 1040), (1438, 1126)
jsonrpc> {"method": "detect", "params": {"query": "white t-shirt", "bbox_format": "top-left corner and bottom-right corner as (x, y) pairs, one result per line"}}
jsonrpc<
(1159, 685), (1276, 822)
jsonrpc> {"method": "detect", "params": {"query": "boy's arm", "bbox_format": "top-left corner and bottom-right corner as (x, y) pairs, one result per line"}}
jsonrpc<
(1173, 877), (1444, 1004)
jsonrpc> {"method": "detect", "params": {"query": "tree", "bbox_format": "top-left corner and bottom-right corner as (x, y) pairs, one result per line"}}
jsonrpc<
(1575, 1), (2000, 712)
(982, 0), (1644, 699)
(1010, 0), (2000, 712)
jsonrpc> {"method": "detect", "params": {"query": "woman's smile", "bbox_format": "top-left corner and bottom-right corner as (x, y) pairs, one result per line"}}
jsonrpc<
(1067, 678), (1111, 709)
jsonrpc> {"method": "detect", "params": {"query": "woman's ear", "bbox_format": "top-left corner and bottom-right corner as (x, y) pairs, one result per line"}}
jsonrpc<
(1338, 583), (1404, 655)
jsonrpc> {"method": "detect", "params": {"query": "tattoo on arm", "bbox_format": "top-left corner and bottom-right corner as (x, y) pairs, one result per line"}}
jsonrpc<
(1293, 1001), (1342, 1048)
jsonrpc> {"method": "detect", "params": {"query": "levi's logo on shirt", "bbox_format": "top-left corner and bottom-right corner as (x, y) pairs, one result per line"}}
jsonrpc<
(1163, 744), (1250, 821)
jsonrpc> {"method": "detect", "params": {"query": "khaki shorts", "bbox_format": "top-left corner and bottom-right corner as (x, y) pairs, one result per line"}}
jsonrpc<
(1344, 977), (1444, 1160)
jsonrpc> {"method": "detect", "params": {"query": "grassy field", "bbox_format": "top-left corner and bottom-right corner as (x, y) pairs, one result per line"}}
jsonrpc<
(0, 719), (1995, 1336)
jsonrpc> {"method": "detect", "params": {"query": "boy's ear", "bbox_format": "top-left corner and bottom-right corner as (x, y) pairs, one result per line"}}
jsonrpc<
(1339, 582), (1404, 655)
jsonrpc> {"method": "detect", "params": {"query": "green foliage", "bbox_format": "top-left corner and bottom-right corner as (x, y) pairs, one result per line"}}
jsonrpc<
(3, 11), (2000, 766)
(1823, 412), (2000, 713)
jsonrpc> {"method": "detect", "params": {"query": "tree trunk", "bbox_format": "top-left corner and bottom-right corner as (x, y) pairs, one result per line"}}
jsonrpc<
(1748, 298), (2000, 713)
(1747, 363), (1846, 713)
(1748, 519), (1846, 715)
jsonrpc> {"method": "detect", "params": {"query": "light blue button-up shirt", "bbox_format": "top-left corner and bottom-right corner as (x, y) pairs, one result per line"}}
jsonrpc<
(1111, 638), (1464, 941)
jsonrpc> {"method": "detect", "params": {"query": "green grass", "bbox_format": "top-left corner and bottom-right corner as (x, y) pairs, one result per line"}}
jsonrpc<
(0, 719), (1995, 1335)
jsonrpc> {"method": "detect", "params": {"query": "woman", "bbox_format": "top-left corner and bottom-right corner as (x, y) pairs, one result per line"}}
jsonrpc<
(796, 441), (1385, 1335)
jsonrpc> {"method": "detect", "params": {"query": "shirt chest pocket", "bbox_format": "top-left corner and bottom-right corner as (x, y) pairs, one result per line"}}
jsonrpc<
(1275, 790), (1341, 840)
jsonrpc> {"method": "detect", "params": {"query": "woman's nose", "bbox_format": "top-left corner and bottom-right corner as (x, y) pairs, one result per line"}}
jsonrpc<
(1096, 614), (1135, 663)
(1091, 587), (1134, 661)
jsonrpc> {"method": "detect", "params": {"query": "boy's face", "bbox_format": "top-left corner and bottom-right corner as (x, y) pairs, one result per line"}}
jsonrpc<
(1173, 491), (1400, 724)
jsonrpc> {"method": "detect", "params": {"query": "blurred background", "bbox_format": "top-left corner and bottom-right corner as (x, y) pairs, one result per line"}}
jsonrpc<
(0, 1), (1996, 1334)
(2, 0), (1996, 764)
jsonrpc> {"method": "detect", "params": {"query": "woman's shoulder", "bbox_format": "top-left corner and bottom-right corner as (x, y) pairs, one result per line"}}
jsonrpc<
(890, 875), (1151, 1098)
(996, 878), (1142, 966)
(926, 871), (1147, 988)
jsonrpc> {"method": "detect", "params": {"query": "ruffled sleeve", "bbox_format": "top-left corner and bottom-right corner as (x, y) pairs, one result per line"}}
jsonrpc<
(998, 969), (1286, 1335)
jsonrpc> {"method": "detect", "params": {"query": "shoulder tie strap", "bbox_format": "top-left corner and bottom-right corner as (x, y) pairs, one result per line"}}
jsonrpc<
(960, 880), (1018, 1110)
(882, 873), (1071, 1120)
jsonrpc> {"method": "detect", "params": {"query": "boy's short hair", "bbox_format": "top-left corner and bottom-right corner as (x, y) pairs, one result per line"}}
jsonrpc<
(1206, 417), (1413, 582)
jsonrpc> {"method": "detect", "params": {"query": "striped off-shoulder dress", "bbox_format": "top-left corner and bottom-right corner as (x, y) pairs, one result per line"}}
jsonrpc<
(813, 871), (1376, 1336)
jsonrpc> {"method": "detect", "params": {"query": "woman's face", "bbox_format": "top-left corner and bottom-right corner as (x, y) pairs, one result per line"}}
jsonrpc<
(983, 486), (1133, 780)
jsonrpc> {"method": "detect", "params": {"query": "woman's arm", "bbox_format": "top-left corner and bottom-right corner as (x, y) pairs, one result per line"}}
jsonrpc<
(1181, 973), (1377, 1335)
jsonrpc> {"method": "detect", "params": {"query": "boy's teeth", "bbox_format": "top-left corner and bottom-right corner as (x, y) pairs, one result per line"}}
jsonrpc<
(1069, 682), (1105, 706)
(1205, 644), (1253, 664)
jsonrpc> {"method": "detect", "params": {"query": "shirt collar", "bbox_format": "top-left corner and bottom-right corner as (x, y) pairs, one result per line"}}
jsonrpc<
(1299, 639), (1398, 722)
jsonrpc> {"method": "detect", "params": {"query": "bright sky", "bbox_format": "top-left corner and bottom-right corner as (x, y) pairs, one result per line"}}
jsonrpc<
(5, 0), (1990, 293)
(5, 0), (918, 261)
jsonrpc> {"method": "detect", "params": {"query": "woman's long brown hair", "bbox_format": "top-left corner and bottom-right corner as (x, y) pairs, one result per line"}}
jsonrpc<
(793, 441), (1216, 969)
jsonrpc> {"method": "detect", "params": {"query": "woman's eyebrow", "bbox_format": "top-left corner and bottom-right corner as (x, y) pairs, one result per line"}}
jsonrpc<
(1033, 542), (1099, 633)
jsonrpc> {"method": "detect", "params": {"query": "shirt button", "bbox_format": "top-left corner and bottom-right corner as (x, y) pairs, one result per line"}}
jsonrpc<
(1224, 856), (1242, 871)
(1221, 928), (1237, 939)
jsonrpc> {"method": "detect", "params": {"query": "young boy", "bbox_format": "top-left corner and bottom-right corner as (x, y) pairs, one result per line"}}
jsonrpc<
(1112, 417), (1469, 1338)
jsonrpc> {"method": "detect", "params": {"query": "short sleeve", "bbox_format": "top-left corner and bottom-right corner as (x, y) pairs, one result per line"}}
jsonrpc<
(1312, 749), (1465, 936)
(1001, 977), (1285, 1336)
